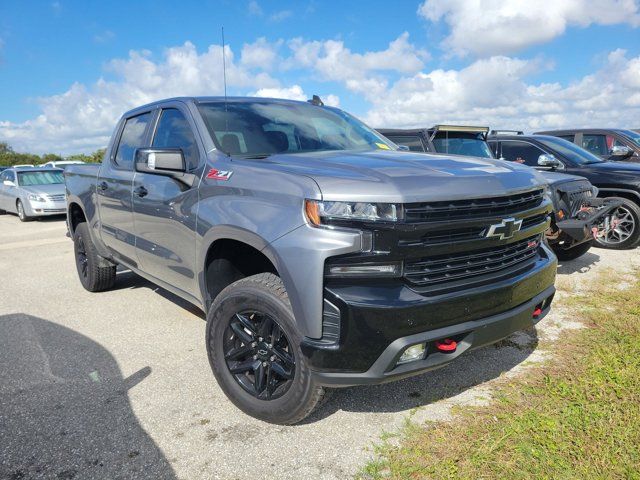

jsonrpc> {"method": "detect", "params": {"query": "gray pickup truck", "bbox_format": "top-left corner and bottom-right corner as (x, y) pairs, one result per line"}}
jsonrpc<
(65, 97), (557, 424)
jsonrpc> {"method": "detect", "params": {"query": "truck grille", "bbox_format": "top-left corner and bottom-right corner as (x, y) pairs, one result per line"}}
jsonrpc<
(567, 187), (594, 217)
(404, 235), (540, 292)
(404, 189), (544, 223)
(47, 194), (66, 202)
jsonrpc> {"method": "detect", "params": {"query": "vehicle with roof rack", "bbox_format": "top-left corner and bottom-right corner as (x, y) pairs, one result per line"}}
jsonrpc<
(378, 126), (621, 260)
(535, 128), (640, 163)
(65, 97), (557, 424)
(488, 132), (640, 249)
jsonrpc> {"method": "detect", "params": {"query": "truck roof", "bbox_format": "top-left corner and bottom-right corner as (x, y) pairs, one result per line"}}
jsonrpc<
(123, 96), (328, 118)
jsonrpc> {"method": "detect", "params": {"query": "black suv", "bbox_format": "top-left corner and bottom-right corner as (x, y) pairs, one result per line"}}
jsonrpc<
(489, 133), (640, 249)
(535, 129), (640, 163)
(378, 125), (494, 157)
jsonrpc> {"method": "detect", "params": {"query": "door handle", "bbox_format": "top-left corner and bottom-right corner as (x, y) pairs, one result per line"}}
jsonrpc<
(98, 181), (108, 191)
(134, 186), (148, 198)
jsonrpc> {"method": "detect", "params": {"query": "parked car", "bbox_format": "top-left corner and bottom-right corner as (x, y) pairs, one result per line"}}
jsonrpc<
(535, 128), (640, 163)
(378, 126), (619, 260)
(65, 96), (557, 424)
(0, 166), (8, 173)
(13, 164), (34, 168)
(0, 167), (66, 221)
(42, 160), (85, 170)
(488, 133), (640, 249)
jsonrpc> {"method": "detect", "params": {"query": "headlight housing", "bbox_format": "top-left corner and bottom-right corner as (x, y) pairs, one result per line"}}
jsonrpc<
(305, 199), (401, 226)
(28, 194), (46, 202)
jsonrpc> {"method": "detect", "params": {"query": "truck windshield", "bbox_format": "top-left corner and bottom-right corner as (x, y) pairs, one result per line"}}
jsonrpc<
(17, 170), (64, 186)
(432, 132), (493, 158)
(536, 136), (604, 165)
(198, 101), (394, 157)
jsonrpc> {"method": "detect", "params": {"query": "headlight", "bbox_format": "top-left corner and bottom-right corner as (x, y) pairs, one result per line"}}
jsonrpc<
(305, 199), (401, 226)
(28, 194), (46, 202)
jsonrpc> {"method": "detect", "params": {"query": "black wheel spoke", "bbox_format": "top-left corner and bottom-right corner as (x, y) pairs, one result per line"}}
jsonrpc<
(230, 320), (254, 344)
(271, 323), (282, 345)
(259, 315), (273, 339)
(235, 313), (257, 335)
(254, 363), (267, 394)
(224, 343), (253, 361)
(270, 361), (293, 380)
(272, 346), (294, 367)
(229, 359), (259, 374)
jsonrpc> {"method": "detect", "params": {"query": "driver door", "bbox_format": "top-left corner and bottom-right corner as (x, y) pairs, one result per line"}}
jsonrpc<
(132, 104), (202, 297)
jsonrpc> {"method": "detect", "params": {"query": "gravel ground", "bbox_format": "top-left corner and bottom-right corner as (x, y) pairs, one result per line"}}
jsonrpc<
(1, 214), (639, 480)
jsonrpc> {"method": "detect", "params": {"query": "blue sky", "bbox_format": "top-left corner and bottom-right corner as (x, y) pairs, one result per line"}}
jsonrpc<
(1, 0), (639, 154)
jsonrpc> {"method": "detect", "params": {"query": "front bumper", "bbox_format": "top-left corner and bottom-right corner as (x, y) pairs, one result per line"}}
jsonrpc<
(554, 197), (624, 245)
(24, 200), (66, 217)
(303, 244), (557, 387)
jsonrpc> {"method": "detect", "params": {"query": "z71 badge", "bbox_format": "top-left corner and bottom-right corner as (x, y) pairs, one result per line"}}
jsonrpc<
(206, 168), (233, 181)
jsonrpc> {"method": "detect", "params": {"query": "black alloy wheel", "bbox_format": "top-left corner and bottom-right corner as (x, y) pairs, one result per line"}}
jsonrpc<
(223, 311), (295, 400)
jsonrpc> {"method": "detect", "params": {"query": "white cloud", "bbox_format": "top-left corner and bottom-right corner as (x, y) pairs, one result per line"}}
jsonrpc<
(93, 30), (115, 44)
(248, 0), (262, 16)
(269, 10), (293, 22)
(0, 42), (281, 154)
(252, 85), (340, 106)
(287, 32), (429, 99)
(241, 37), (282, 70)
(364, 49), (640, 131)
(418, 0), (640, 56)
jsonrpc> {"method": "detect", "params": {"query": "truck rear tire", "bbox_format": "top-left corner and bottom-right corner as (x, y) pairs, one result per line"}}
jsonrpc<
(594, 197), (640, 250)
(206, 273), (326, 425)
(551, 240), (593, 261)
(73, 222), (116, 292)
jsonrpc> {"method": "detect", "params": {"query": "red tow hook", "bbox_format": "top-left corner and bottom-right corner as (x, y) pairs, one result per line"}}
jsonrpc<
(533, 307), (543, 318)
(435, 338), (457, 353)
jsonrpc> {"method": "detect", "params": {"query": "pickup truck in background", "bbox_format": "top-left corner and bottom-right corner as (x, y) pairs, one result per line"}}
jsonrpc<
(379, 126), (622, 260)
(65, 97), (557, 424)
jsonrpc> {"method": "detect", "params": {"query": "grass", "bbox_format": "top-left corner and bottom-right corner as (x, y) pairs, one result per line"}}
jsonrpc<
(360, 271), (640, 479)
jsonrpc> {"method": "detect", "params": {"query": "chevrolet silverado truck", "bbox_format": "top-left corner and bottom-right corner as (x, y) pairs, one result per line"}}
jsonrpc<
(379, 126), (622, 260)
(65, 97), (557, 424)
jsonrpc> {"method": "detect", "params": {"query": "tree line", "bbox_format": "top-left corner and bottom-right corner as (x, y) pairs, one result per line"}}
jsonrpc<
(0, 142), (106, 167)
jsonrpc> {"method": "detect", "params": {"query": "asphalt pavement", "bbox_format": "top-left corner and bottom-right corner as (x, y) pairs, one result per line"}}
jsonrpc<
(1, 213), (638, 479)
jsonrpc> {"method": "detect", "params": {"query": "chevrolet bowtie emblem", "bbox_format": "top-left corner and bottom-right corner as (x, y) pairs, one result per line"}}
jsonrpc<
(486, 217), (523, 240)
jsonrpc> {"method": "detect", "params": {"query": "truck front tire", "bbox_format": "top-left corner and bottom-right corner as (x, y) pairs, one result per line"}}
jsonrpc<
(73, 222), (116, 292)
(206, 273), (326, 425)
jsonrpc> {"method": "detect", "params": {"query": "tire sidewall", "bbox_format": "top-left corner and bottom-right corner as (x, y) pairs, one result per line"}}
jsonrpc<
(74, 223), (95, 290)
(206, 278), (316, 424)
(17, 200), (27, 221)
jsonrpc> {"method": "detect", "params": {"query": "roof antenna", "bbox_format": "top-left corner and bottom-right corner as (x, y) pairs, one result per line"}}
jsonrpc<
(221, 26), (230, 156)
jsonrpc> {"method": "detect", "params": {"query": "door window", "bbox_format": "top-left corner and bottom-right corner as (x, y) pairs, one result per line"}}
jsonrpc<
(581, 134), (609, 156)
(500, 141), (546, 167)
(152, 108), (199, 169)
(558, 134), (575, 143)
(114, 112), (152, 169)
(386, 135), (426, 152)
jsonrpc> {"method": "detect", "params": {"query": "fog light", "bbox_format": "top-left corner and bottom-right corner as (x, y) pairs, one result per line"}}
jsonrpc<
(398, 343), (426, 365)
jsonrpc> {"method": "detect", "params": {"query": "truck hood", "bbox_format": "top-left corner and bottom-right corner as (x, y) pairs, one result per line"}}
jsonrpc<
(585, 160), (640, 174)
(258, 150), (547, 202)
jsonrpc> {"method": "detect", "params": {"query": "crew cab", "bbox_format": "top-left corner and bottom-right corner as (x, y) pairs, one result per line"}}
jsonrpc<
(488, 133), (640, 249)
(379, 126), (619, 260)
(65, 97), (557, 424)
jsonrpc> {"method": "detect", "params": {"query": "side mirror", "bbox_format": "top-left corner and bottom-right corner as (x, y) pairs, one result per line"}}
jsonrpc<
(611, 145), (633, 158)
(3, 180), (16, 187)
(397, 145), (410, 152)
(537, 154), (560, 168)
(134, 148), (199, 187)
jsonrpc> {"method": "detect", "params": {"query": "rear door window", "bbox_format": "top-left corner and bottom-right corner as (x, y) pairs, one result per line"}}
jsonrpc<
(152, 108), (199, 169)
(500, 141), (546, 167)
(114, 112), (152, 169)
(385, 135), (426, 152)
